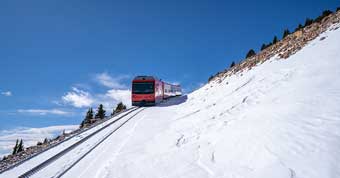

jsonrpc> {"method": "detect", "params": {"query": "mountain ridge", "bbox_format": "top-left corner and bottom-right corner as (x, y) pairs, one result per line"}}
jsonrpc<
(210, 10), (340, 82)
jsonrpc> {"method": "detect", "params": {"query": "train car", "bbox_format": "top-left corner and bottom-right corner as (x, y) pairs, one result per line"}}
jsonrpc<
(163, 82), (174, 99)
(174, 85), (182, 96)
(131, 76), (182, 106)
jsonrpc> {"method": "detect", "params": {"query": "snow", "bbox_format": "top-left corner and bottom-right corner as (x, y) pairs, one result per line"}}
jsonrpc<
(29, 108), (144, 178)
(2, 24), (340, 178)
(63, 24), (340, 178)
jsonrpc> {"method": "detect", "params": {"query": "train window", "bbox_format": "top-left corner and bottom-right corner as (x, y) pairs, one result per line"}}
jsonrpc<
(132, 82), (154, 94)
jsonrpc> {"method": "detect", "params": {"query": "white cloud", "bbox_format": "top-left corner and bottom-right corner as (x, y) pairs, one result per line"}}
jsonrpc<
(95, 73), (129, 89)
(60, 73), (131, 110)
(168, 81), (181, 86)
(17, 109), (71, 116)
(88, 89), (131, 114)
(105, 89), (131, 108)
(0, 125), (78, 157)
(62, 87), (94, 108)
(61, 87), (131, 110)
(1, 91), (12, 96)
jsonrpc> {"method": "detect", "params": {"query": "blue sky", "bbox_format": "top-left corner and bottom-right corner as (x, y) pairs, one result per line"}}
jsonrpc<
(0, 0), (339, 131)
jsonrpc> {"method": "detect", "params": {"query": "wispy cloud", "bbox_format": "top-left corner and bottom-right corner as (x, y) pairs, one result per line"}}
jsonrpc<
(61, 73), (132, 110)
(1, 91), (12, 97)
(168, 81), (180, 85)
(0, 125), (78, 157)
(95, 72), (129, 89)
(62, 87), (94, 108)
(61, 88), (131, 110)
(100, 89), (132, 108)
(17, 109), (71, 116)
(94, 73), (133, 108)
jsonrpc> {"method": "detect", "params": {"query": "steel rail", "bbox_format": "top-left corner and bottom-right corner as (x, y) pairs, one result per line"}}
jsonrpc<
(0, 107), (137, 175)
(18, 107), (142, 178)
(56, 107), (145, 178)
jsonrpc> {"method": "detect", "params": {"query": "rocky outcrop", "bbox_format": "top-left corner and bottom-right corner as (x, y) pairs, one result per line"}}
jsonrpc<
(212, 11), (340, 83)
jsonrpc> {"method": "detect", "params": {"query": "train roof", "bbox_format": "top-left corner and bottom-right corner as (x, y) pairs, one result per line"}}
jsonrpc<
(133, 76), (181, 87)
(133, 76), (159, 81)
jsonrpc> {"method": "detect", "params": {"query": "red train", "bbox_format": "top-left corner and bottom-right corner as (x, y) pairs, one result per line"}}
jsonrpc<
(131, 76), (182, 106)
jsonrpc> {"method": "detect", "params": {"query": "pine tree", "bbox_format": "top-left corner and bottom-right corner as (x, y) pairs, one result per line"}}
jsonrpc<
(17, 139), (24, 153)
(229, 61), (235, 68)
(87, 108), (94, 122)
(295, 24), (303, 31)
(260, 43), (267, 51)
(322, 10), (332, 16)
(81, 108), (94, 128)
(80, 120), (85, 128)
(272, 36), (278, 44)
(208, 75), (214, 82)
(95, 104), (106, 120)
(12, 139), (19, 155)
(315, 10), (332, 22)
(43, 138), (49, 144)
(245, 49), (256, 58)
(111, 106), (116, 116)
(89, 108), (94, 119)
(304, 18), (313, 27)
(282, 29), (290, 39)
(337, 7), (340, 12)
(114, 102), (127, 114)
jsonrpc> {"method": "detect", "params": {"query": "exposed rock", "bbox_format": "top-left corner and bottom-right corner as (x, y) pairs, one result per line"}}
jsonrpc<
(210, 11), (340, 82)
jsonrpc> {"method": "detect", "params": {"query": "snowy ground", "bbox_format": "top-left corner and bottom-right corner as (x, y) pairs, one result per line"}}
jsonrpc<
(2, 24), (340, 178)
(62, 24), (340, 178)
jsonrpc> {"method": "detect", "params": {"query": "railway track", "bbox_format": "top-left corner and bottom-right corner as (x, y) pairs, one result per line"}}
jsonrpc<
(54, 107), (145, 178)
(1, 107), (145, 178)
(0, 107), (138, 175)
(19, 107), (144, 178)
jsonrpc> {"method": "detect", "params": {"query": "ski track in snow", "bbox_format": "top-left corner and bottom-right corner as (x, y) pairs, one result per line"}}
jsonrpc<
(196, 145), (215, 177)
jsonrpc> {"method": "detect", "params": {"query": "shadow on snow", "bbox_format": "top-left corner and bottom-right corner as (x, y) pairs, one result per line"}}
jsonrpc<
(157, 95), (188, 107)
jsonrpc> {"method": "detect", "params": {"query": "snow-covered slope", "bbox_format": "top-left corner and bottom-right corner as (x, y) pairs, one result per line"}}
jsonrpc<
(58, 23), (340, 178)
(4, 23), (339, 178)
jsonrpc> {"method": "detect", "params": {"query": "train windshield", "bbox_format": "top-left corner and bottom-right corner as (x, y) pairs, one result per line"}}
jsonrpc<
(132, 82), (154, 94)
